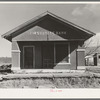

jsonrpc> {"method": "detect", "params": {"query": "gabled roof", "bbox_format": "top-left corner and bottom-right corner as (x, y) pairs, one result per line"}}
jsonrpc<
(2, 11), (95, 41)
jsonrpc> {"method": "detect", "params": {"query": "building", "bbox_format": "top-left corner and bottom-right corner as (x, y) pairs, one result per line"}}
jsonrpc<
(85, 47), (100, 66)
(85, 55), (94, 66)
(2, 11), (95, 70)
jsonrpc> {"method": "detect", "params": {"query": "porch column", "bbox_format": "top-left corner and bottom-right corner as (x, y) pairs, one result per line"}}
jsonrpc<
(12, 41), (20, 70)
(76, 49), (85, 67)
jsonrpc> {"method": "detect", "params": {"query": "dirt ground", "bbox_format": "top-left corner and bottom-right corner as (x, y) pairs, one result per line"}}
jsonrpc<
(0, 77), (100, 88)
(0, 71), (100, 88)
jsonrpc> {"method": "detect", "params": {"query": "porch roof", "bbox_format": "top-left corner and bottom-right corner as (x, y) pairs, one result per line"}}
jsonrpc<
(2, 11), (95, 41)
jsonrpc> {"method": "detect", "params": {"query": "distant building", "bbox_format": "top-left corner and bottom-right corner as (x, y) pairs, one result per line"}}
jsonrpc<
(85, 47), (100, 66)
(85, 55), (94, 66)
(93, 53), (100, 66)
(2, 11), (95, 70)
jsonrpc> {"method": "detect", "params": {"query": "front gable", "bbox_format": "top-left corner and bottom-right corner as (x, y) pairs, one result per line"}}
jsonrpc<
(2, 11), (95, 41)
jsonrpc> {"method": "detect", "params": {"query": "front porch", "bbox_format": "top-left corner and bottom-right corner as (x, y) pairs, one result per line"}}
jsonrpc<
(18, 41), (71, 69)
(11, 40), (86, 70)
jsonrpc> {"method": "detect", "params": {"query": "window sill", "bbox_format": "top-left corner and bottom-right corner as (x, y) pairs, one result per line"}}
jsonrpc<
(55, 63), (71, 65)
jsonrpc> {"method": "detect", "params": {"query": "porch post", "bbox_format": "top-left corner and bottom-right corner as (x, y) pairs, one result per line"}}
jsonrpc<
(12, 41), (20, 70)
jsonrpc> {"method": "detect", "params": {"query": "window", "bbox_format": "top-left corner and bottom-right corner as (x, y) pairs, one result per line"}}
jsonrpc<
(55, 43), (70, 64)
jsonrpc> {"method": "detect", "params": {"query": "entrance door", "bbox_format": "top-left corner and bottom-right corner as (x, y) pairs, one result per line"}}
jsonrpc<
(23, 46), (35, 69)
(43, 43), (54, 69)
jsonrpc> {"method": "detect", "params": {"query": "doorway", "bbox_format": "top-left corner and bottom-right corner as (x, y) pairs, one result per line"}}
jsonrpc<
(23, 46), (35, 69)
(42, 43), (54, 69)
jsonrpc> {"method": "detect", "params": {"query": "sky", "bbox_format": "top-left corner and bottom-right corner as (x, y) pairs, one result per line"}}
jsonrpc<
(0, 3), (100, 57)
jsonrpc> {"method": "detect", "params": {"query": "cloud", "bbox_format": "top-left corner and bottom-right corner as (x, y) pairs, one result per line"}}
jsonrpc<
(84, 4), (100, 17)
(72, 4), (100, 17)
(72, 7), (83, 16)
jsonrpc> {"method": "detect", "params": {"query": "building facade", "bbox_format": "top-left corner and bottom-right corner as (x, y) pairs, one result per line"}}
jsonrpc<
(2, 11), (95, 70)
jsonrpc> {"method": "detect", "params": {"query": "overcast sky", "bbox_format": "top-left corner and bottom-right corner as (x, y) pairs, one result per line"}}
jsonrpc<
(0, 3), (100, 57)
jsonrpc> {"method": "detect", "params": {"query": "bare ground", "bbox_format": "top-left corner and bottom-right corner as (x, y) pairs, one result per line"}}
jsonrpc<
(0, 70), (100, 88)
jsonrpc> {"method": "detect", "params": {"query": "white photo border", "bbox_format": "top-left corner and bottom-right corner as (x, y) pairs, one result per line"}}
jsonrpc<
(0, 1), (100, 99)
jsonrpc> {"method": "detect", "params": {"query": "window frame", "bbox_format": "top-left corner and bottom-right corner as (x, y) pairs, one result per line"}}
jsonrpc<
(54, 42), (70, 65)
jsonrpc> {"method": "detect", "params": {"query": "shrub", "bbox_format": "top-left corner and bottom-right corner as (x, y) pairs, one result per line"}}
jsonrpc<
(0, 64), (12, 73)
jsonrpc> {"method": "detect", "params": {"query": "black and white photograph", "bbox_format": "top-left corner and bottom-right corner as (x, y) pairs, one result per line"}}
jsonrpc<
(0, 2), (100, 92)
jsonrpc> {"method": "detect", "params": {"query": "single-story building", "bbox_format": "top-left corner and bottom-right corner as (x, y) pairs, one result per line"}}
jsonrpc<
(93, 53), (100, 66)
(85, 55), (94, 66)
(2, 11), (95, 70)
(85, 47), (100, 66)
